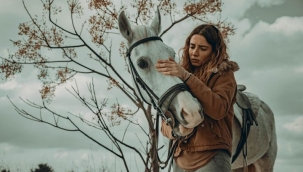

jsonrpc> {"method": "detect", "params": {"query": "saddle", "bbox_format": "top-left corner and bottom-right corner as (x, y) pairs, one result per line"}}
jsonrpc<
(232, 84), (259, 163)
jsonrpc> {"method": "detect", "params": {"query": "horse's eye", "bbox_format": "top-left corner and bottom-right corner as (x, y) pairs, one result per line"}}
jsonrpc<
(137, 59), (148, 69)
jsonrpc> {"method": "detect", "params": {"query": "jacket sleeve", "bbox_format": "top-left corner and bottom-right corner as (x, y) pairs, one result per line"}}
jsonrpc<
(185, 71), (237, 120)
(161, 120), (176, 140)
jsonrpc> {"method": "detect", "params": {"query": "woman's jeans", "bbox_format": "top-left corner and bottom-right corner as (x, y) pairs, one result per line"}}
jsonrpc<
(173, 150), (231, 172)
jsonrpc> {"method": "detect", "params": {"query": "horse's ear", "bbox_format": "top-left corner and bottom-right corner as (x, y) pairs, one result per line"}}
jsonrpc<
(118, 11), (133, 42)
(150, 9), (161, 35)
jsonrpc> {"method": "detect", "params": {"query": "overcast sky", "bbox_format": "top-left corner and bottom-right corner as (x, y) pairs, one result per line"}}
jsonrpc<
(1, 0), (303, 172)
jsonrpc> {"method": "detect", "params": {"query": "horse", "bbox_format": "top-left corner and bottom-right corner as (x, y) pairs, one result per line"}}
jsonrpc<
(118, 10), (277, 172)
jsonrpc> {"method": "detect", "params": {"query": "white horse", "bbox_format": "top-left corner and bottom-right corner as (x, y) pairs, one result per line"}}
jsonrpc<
(118, 10), (277, 172)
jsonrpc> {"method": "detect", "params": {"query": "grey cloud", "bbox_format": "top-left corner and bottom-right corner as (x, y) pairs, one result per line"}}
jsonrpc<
(232, 18), (303, 71)
(243, 0), (303, 25)
(275, 116), (303, 172)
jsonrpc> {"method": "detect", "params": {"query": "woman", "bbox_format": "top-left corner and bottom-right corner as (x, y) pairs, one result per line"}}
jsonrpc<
(156, 24), (239, 172)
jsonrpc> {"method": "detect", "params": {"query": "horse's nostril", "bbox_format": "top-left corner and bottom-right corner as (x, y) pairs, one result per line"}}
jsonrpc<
(180, 110), (185, 120)
(179, 109), (188, 125)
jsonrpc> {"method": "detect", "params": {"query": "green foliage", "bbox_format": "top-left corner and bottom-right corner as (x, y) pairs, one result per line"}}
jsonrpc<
(1, 169), (11, 172)
(30, 163), (54, 172)
(0, 165), (11, 172)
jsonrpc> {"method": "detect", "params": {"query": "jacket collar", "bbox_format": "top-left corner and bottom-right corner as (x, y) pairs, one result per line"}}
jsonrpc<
(210, 60), (239, 74)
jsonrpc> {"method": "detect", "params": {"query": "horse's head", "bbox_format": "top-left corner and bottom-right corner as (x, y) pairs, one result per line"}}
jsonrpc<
(118, 10), (204, 136)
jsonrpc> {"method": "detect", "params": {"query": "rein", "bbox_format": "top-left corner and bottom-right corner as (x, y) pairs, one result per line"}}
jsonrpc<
(127, 36), (188, 169)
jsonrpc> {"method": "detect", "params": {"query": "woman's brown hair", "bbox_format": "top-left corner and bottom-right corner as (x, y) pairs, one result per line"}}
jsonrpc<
(180, 24), (228, 82)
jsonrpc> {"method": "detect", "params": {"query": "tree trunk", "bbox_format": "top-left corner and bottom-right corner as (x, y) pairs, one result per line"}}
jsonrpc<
(151, 129), (160, 172)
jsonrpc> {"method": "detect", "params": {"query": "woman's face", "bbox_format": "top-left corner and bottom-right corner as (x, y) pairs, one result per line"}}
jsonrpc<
(188, 34), (212, 67)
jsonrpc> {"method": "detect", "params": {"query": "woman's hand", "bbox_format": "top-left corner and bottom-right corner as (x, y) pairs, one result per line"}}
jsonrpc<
(155, 57), (190, 81)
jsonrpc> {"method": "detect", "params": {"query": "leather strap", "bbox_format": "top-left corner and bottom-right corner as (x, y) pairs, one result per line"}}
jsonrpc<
(127, 36), (163, 57)
(232, 108), (257, 163)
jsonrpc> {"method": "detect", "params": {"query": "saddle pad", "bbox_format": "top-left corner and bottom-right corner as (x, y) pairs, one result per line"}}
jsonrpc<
(234, 92), (260, 127)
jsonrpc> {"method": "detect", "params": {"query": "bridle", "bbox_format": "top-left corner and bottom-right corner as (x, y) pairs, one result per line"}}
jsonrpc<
(127, 36), (189, 130)
(127, 36), (189, 169)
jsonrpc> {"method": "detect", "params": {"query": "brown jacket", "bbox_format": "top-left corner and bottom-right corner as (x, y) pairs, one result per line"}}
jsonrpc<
(161, 61), (239, 156)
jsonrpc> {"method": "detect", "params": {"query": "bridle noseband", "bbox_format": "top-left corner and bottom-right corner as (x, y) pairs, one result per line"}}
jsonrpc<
(127, 36), (189, 169)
